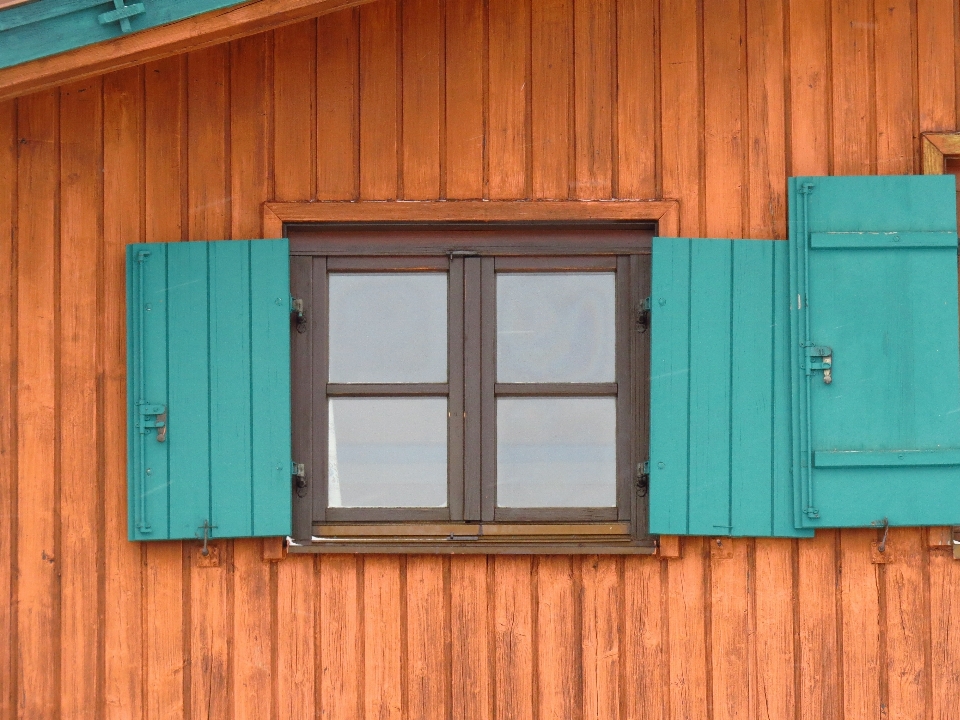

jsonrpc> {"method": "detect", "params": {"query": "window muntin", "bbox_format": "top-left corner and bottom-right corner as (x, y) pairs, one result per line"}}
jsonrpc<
(288, 223), (652, 550)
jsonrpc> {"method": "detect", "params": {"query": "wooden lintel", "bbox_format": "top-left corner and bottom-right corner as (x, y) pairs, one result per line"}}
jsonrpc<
(0, 0), (376, 103)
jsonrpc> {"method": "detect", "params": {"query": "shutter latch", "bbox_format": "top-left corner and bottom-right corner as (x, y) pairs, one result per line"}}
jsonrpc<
(138, 403), (167, 443)
(637, 297), (652, 333)
(803, 345), (833, 384)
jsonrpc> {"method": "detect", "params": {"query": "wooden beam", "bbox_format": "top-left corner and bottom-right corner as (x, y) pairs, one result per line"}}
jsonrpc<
(0, 0), (376, 102)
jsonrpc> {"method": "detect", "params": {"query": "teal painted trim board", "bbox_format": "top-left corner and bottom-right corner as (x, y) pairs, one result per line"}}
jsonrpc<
(0, 0), (250, 70)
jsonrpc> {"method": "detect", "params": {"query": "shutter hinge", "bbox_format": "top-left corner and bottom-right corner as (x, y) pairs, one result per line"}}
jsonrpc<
(138, 403), (167, 443)
(803, 344), (833, 385)
(637, 297), (652, 333)
(636, 461), (650, 496)
(290, 297), (306, 334)
(292, 462), (306, 497)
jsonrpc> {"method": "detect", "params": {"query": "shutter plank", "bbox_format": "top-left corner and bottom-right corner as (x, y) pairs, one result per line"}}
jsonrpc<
(687, 240), (733, 534)
(649, 237), (691, 533)
(251, 239), (292, 535)
(209, 240), (253, 537)
(166, 241), (211, 539)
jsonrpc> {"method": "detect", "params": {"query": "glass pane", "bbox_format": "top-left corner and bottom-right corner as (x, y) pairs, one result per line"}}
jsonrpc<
(497, 273), (615, 382)
(497, 397), (616, 507)
(328, 398), (448, 508)
(329, 273), (447, 383)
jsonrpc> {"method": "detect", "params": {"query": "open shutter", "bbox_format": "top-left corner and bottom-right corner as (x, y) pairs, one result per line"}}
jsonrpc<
(126, 239), (292, 540)
(790, 175), (960, 528)
(649, 237), (812, 537)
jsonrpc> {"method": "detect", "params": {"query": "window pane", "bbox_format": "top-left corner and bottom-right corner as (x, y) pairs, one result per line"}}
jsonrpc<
(329, 273), (447, 383)
(329, 398), (448, 508)
(497, 397), (616, 507)
(497, 272), (615, 382)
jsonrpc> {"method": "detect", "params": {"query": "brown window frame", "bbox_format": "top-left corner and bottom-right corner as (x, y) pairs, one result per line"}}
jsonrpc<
(288, 221), (657, 554)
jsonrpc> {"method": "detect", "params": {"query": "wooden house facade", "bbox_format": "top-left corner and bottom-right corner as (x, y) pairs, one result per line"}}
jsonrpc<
(1, 0), (960, 718)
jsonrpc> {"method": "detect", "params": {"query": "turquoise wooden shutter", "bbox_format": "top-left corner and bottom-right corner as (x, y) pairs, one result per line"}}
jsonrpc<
(648, 237), (812, 537)
(790, 175), (960, 529)
(126, 239), (292, 540)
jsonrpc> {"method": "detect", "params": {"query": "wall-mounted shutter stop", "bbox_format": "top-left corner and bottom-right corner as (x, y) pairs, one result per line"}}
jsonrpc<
(197, 519), (218, 556)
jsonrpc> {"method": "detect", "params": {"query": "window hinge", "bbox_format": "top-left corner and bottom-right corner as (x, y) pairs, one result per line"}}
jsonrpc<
(292, 462), (306, 497)
(290, 297), (306, 334)
(636, 461), (650, 496)
(637, 297), (651, 333)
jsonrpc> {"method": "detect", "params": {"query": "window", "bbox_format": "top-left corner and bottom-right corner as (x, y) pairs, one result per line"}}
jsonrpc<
(288, 223), (655, 552)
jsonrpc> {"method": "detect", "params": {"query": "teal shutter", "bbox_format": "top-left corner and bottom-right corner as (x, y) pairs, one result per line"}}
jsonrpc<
(126, 239), (292, 541)
(790, 175), (960, 528)
(648, 237), (812, 537)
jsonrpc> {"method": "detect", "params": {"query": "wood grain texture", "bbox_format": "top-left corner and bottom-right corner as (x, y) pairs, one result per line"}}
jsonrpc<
(58, 76), (103, 720)
(0, 98), (16, 720)
(102, 66), (145, 720)
(2, 4), (960, 720)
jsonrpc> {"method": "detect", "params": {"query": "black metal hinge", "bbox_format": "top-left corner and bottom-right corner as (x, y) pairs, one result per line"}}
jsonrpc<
(637, 297), (651, 333)
(292, 462), (306, 497)
(636, 461), (650, 496)
(290, 297), (306, 334)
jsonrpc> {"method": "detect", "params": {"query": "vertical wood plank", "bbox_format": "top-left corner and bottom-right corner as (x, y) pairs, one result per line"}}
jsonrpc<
(709, 540), (750, 720)
(58, 77), (103, 720)
(702, 0), (744, 238)
(364, 556), (403, 720)
(797, 531), (840, 720)
(406, 556), (448, 720)
(582, 556), (620, 720)
(788, 0), (831, 176)
(494, 557), (534, 720)
(745, 0), (787, 238)
(360, 0), (400, 200)
(402, 0), (443, 199)
(840, 530), (882, 720)
(929, 543), (960, 720)
(102, 66), (145, 720)
(832, 0), (874, 174)
(622, 556), (666, 720)
(143, 54), (186, 720)
(187, 43), (232, 720)
(659, 0), (701, 235)
(883, 529), (927, 720)
(536, 557), (578, 720)
(666, 538), (708, 720)
(317, 8), (360, 200)
(531, 0), (572, 199)
(278, 555), (316, 720)
(487, 0), (530, 199)
(444, 0), (485, 199)
(16, 89), (58, 720)
(274, 20), (317, 201)
(230, 33), (273, 720)
(917, 0), (957, 131)
(574, 0), (615, 199)
(617, 0), (658, 199)
(874, 0), (916, 174)
(753, 540), (796, 720)
(0, 98), (16, 720)
(319, 556), (360, 720)
(450, 556), (490, 720)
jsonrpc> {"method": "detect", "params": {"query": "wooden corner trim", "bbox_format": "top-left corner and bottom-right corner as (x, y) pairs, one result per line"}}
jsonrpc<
(921, 132), (960, 174)
(0, 0), (374, 103)
(262, 199), (682, 235)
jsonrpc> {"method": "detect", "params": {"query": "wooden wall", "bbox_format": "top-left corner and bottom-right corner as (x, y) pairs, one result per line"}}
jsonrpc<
(2, 0), (960, 718)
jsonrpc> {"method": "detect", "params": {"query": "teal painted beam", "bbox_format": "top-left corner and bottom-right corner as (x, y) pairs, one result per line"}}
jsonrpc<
(0, 0), (250, 70)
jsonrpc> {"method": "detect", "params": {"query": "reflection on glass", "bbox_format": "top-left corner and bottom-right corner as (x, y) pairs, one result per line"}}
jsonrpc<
(497, 397), (616, 507)
(329, 273), (447, 383)
(328, 397), (448, 508)
(497, 273), (615, 383)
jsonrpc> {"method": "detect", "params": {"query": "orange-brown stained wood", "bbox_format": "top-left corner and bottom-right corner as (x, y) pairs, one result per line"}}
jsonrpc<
(0, 98), (16, 720)
(58, 77), (103, 720)
(3, 2), (960, 719)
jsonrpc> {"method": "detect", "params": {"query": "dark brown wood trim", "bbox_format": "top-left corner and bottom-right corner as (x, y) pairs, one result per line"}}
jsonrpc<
(325, 383), (449, 397)
(479, 257), (497, 522)
(325, 507), (452, 523)
(463, 258), (483, 522)
(448, 258), (466, 522)
(493, 382), (618, 397)
(311, 257), (330, 524)
(290, 256), (314, 540)
(493, 507), (620, 522)
(326, 256), (450, 271)
(493, 255), (619, 272)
